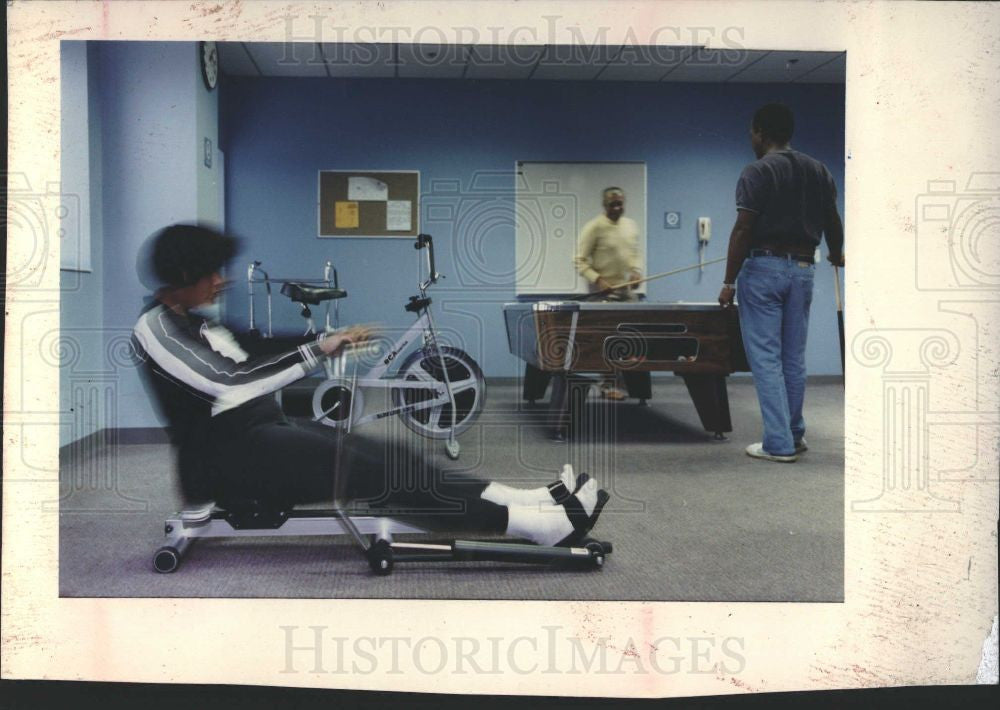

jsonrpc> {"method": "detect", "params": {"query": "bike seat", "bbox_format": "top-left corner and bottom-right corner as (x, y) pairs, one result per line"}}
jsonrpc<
(405, 295), (432, 313)
(281, 282), (348, 305)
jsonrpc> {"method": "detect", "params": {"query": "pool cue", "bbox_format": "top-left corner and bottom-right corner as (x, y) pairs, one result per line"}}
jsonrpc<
(571, 256), (729, 301)
(833, 265), (845, 375)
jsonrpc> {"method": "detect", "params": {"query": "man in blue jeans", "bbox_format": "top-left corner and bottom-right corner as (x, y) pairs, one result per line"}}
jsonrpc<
(718, 103), (845, 462)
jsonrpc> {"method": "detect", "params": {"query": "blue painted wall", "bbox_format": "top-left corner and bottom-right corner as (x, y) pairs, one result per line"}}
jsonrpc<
(97, 41), (205, 429)
(221, 77), (845, 378)
(60, 42), (106, 446)
(60, 41), (222, 435)
(61, 46), (845, 442)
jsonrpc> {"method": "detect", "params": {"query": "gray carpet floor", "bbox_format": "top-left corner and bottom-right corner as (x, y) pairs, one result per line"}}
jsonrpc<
(59, 379), (843, 601)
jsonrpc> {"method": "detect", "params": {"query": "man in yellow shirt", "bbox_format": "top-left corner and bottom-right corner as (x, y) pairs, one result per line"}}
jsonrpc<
(574, 187), (643, 399)
(574, 187), (642, 303)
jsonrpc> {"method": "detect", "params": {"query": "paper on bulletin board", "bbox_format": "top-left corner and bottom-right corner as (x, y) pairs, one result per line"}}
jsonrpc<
(386, 200), (412, 231)
(334, 201), (359, 228)
(348, 176), (388, 201)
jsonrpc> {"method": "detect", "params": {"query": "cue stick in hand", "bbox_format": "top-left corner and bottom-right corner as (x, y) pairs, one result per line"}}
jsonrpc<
(574, 256), (729, 301)
(833, 264), (845, 375)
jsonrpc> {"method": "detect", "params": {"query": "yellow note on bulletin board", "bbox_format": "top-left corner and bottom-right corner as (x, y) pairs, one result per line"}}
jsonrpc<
(334, 201), (359, 228)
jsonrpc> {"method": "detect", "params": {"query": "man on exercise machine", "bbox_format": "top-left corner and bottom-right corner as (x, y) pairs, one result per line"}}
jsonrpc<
(132, 224), (609, 548)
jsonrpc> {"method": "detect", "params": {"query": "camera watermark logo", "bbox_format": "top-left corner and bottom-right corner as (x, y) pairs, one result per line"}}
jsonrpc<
(421, 172), (578, 290)
(915, 173), (1000, 292)
(2, 173), (83, 290)
(849, 173), (1000, 513)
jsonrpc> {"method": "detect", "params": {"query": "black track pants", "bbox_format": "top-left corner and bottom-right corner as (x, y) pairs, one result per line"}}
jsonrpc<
(210, 420), (509, 534)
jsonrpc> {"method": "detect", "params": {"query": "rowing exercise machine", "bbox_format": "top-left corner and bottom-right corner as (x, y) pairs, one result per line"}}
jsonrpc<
(152, 503), (612, 575)
(152, 347), (611, 575)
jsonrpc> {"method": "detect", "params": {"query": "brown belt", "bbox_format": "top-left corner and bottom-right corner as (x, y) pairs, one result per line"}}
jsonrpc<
(748, 248), (814, 264)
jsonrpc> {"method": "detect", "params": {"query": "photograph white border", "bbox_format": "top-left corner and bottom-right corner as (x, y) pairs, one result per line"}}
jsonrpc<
(4, 0), (998, 697)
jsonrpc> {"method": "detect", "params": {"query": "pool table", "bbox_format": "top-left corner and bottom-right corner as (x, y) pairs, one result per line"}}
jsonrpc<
(502, 298), (750, 439)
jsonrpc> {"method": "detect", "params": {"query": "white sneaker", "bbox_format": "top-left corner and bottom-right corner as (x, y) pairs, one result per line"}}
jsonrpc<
(794, 438), (808, 454)
(745, 443), (798, 463)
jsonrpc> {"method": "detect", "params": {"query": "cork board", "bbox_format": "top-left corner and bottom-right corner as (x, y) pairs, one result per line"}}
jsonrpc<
(317, 170), (420, 238)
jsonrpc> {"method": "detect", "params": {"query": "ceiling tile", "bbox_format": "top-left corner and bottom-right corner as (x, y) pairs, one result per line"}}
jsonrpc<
(532, 44), (621, 81)
(245, 43), (328, 77)
(218, 42), (259, 76)
(321, 43), (396, 78)
(662, 49), (768, 82)
(793, 53), (846, 83)
(222, 42), (843, 85)
(728, 51), (841, 83)
(466, 45), (544, 80)
(597, 45), (688, 81)
(397, 44), (468, 78)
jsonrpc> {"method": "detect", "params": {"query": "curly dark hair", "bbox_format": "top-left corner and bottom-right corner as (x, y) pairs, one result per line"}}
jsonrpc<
(151, 224), (239, 287)
(752, 103), (795, 144)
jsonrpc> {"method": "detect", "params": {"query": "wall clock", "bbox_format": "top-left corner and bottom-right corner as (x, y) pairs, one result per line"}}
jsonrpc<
(201, 41), (218, 90)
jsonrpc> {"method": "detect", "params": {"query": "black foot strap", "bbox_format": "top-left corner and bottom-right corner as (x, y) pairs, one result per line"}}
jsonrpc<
(556, 489), (610, 547)
(546, 472), (590, 504)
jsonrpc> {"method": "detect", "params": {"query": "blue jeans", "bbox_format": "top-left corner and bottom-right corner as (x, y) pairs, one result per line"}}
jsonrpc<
(737, 255), (814, 456)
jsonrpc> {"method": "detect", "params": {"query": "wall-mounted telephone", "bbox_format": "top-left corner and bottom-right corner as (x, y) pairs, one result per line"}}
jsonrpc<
(697, 217), (711, 273)
(698, 217), (711, 243)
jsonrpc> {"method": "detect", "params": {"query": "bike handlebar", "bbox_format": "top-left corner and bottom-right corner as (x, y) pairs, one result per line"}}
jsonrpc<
(415, 233), (438, 285)
(324, 261), (340, 289)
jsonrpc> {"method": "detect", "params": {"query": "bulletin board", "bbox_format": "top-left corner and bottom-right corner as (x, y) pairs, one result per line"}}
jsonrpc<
(317, 170), (420, 238)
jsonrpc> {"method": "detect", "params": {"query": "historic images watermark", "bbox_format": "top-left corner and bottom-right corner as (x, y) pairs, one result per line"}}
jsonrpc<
(278, 14), (748, 69)
(851, 173), (1000, 513)
(421, 172), (579, 291)
(48, 326), (149, 513)
(4, 173), (83, 290)
(5, 174), (148, 512)
(280, 625), (746, 676)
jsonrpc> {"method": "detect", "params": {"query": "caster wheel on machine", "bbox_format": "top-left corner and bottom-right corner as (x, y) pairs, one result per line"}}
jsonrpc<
(583, 538), (611, 569)
(153, 546), (180, 573)
(368, 540), (394, 576)
(584, 540), (608, 570)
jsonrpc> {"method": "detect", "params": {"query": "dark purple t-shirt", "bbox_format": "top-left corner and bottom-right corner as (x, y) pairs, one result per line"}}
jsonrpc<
(735, 149), (838, 251)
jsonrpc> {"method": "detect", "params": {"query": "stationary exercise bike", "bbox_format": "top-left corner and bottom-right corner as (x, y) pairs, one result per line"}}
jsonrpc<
(301, 234), (485, 460)
(151, 343), (612, 575)
(245, 237), (485, 460)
